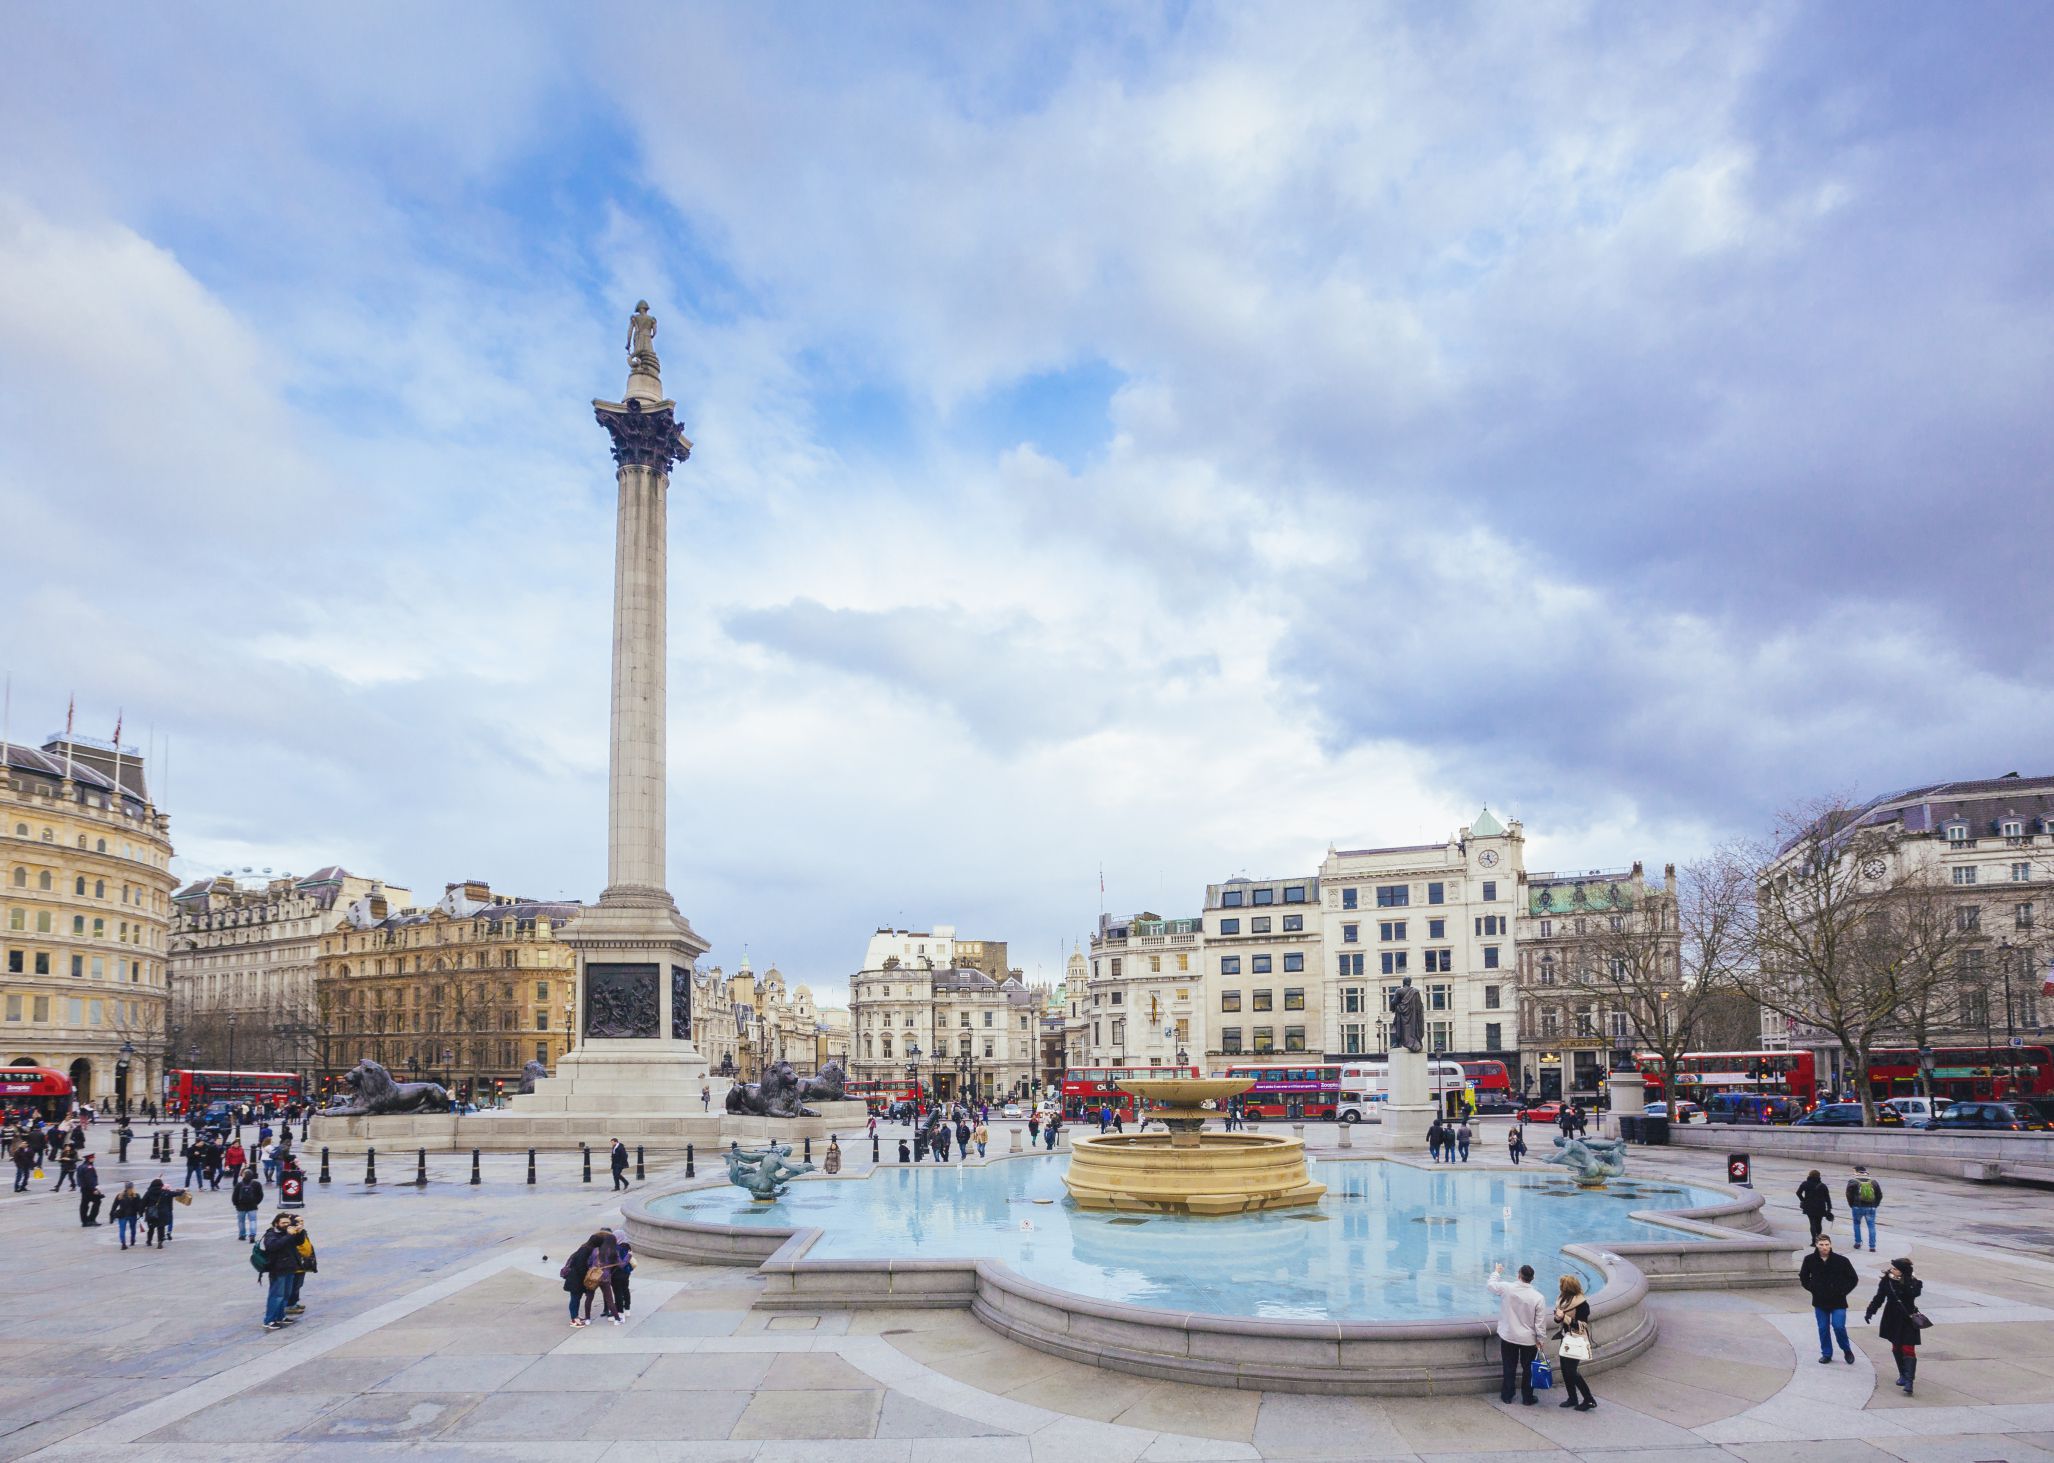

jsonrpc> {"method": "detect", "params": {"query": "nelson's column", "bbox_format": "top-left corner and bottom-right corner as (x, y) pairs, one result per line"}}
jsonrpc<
(516, 301), (713, 1113)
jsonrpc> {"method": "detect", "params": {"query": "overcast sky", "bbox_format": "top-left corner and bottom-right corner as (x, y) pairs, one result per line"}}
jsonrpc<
(3, 5), (2048, 1002)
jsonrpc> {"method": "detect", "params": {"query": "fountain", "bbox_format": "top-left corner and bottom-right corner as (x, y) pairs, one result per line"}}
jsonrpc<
(1060, 1077), (1326, 1214)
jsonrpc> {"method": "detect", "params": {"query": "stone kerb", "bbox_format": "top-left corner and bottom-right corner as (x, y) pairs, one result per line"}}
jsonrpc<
(1665, 1122), (2054, 1182)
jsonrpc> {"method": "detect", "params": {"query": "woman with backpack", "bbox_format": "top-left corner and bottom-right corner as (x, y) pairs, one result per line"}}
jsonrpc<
(1864, 1257), (1925, 1397)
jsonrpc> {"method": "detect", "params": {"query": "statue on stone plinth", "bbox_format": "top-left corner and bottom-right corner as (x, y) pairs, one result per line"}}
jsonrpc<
(325, 1058), (453, 1116)
(1388, 977), (1426, 1054)
(725, 1140), (815, 1201)
(516, 1058), (549, 1096)
(724, 1060), (819, 1118)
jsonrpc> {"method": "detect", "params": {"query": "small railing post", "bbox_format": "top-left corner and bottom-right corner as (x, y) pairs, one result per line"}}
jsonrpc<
(469, 1148), (481, 1185)
(685, 1142), (694, 1178)
(635, 1145), (645, 1181)
(872, 1134), (880, 1164)
(365, 1147), (377, 1186)
(526, 1149), (537, 1185)
(416, 1148), (428, 1186)
(318, 1146), (331, 1184)
(581, 1143), (592, 1184)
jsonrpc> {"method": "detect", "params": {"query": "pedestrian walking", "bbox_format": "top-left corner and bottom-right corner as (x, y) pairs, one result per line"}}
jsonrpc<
(1488, 1262), (1547, 1405)
(76, 1155), (103, 1225)
(1864, 1257), (1925, 1397)
(1457, 1119), (1473, 1162)
(866, 1112), (878, 1139)
(972, 1121), (988, 1157)
(610, 1138), (630, 1192)
(1552, 1274), (1597, 1410)
(933, 1123), (952, 1162)
(223, 1138), (247, 1182)
(257, 1214), (301, 1330)
(11, 1136), (33, 1193)
(52, 1143), (79, 1191)
(116, 1119), (133, 1164)
(1028, 1112), (1042, 1145)
(1508, 1125), (1527, 1165)
(182, 1138), (205, 1190)
(954, 1118), (972, 1159)
(1796, 1169), (1835, 1243)
(1044, 1116), (1060, 1150)
(232, 1169), (265, 1240)
(1099, 1104), (1112, 1133)
(110, 1183), (143, 1248)
(1845, 1166), (1883, 1252)
(700, 1083), (711, 1112)
(1799, 1234), (1859, 1364)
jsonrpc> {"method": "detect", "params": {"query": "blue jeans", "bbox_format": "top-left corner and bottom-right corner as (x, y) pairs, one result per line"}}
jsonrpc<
(237, 1210), (259, 1240)
(1814, 1306), (1851, 1358)
(264, 1270), (295, 1326)
(116, 1217), (138, 1246)
(1849, 1206), (1876, 1248)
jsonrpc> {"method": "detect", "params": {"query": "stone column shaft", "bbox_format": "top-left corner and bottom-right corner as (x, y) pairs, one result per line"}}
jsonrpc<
(608, 461), (669, 896)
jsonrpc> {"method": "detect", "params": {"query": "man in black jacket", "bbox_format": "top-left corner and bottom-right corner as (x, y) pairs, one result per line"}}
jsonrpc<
(1799, 1234), (1858, 1364)
(609, 1139), (630, 1192)
(77, 1156), (103, 1225)
(259, 1215), (300, 1330)
(232, 1170), (266, 1241)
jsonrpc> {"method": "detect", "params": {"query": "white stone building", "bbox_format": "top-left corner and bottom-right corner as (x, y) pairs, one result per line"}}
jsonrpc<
(1317, 810), (1522, 1062)
(848, 926), (1041, 1101)
(1198, 881), (1322, 1061)
(1083, 912), (1205, 1068)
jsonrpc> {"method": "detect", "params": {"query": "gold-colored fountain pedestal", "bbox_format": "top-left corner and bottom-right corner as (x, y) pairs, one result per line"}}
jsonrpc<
(1062, 1078), (1326, 1214)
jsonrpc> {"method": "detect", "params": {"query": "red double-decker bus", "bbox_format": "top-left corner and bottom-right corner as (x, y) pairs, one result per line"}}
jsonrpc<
(1061, 1065), (1200, 1120)
(1635, 1050), (1820, 1108)
(846, 1079), (922, 1114)
(1461, 1059), (1515, 1111)
(1868, 1045), (2054, 1103)
(0, 1065), (76, 1120)
(1221, 1062), (1342, 1120)
(164, 1069), (303, 1117)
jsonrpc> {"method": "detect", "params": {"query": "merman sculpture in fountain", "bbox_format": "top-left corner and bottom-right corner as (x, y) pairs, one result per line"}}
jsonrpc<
(725, 1141), (815, 1202)
(1541, 1134), (1628, 1188)
(1062, 1077), (1325, 1214)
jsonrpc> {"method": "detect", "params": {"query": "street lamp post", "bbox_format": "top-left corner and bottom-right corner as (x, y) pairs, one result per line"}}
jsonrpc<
(1999, 940), (2022, 1098)
(906, 1043), (923, 1118)
(115, 1039), (134, 1119)
(227, 1013), (237, 1072)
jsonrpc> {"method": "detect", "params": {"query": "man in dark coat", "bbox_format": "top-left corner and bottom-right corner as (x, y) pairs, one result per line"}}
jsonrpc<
(77, 1156), (103, 1225)
(1795, 1169), (1835, 1242)
(1799, 1234), (1859, 1364)
(609, 1139), (630, 1192)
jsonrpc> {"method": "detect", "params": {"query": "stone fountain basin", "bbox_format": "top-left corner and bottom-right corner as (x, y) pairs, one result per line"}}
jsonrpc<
(1118, 1077), (1252, 1107)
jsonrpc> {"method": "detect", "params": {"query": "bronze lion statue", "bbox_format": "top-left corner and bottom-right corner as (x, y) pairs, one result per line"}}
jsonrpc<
(327, 1058), (454, 1116)
(725, 1060), (817, 1119)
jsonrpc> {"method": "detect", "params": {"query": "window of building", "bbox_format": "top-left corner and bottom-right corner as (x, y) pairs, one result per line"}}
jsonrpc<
(1959, 905), (1981, 933)
(1149, 955), (1162, 972)
(1221, 889), (1244, 908)
(1376, 885), (1409, 908)
(36, 912), (50, 933)
(1609, 1010), (1630, 1039)
(1220, 956), (1241, 976)
(1219, 918), (1240, 935)
(1283, 988), (1305, 1010)
(1482, 984), (1501, 1010)
(2002, 819), (2025, 839)
(1342, 923), (1358, 944)
(33, 995), (49, 1021)
(1283, 1025), (1306, 1052)
(536, 1010), (549, 1030)
(1176, 952), (1190, 971)
(1423, 948), (1449, 973)
(1284, 886), (1307, 904)
(1283, 952), (1304, 972)
(1426, 882), (1444, 904)
(1483, 1022), (1502, 1052)
(1110, 958), (1122, 976)
(1383, 920), (1408, 942)
(1341, 888), (1358, 910)
(2018, 903), (2035, 929)
(1252, 989), (1273, 1011)
(2013, 863), (2033, 882)
(74, 876), (86, 896)
(1340, 952), (1364, 977)
(1253, 888), (1275, 906)
(1252, 955), (1272, 974)
(1282, 914), (1303, 932)
(1379, 952), (1407, 976)
(1952, 866), (1978, 886)
(70, 954), (83, 977)
(1249, 916), (1271, 934)
(1220, 1028), (1243, 1054)
(3, 994), (17, 1021)
(1252, 1026), (1275, 1053)
(1424, 982), (1449, 1012)
(1427, 918), (1446, 940)
(1342, 986), (1365, 1014)
(1341, 1023), (1365, 1054)
(1427, 1020), (1452, 1052)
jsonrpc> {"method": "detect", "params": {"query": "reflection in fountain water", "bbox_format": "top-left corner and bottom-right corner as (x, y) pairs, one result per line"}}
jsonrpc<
(654, 1156), (1729, 1324)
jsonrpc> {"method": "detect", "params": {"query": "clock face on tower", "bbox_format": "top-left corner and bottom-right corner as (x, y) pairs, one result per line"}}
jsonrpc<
(1478, 849), (1500, 867)
(1860, 858), (1887, 880)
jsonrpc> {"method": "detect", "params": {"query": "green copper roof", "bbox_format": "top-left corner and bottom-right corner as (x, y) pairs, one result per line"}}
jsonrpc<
(1470, 806), (1506, 837)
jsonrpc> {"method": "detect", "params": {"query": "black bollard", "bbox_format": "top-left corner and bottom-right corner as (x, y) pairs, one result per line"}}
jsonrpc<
(366, 1147), (377, 1186)
(685, 1142), (694, 1178)
(319, 1146), (332, 1184)
(581, 1143), (592, 1184)
(804, 1136), (812, 1164)
(470, 1149), (481, 1185)
(872, 1134), (881, 1164)
(526, 1148), (536, 1185)
(415, 1148), (428, 1186)
(635, 1145), (645, 1181)
(179, 1131), (189, 1157)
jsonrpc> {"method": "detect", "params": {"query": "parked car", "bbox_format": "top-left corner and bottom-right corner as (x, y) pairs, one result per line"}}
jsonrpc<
(1794, 1102), (1903, 1128)
(1001, 1103), (1024, 1119)
(1644, 1100), (1705, 1123)
(1517, 1101), (1563, 1125)
(1922, 1101), (2045, 1132)
(1881, 1096), (1950, 1124)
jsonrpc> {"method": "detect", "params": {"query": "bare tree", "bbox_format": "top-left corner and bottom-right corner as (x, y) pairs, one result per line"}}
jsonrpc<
(1552, 856), (1750, 1109)
(1735, 800), (1979, 1123)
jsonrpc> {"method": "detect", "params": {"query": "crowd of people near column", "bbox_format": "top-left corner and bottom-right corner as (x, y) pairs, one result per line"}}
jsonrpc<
(5, 1101), (320, 1332)
(874, 1100), (999, 1162)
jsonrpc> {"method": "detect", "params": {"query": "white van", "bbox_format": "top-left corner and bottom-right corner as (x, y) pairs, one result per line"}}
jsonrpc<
(1337, 1061), (1468, 1122)
(1881, 1096), (1950, 1124)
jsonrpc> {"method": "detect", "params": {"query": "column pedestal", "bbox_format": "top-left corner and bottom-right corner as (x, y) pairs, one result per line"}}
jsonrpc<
(1374, 1050), (1436, 1153)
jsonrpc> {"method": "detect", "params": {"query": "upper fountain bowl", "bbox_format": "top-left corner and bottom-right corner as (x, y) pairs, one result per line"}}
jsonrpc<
(1117, 1077), (1252, 1108)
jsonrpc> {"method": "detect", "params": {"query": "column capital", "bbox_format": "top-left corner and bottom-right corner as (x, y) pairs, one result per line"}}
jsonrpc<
(593, 397), (692, 471)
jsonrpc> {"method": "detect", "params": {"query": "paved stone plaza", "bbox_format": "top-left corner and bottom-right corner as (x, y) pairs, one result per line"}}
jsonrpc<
(6, 1123), (2054, 1462)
